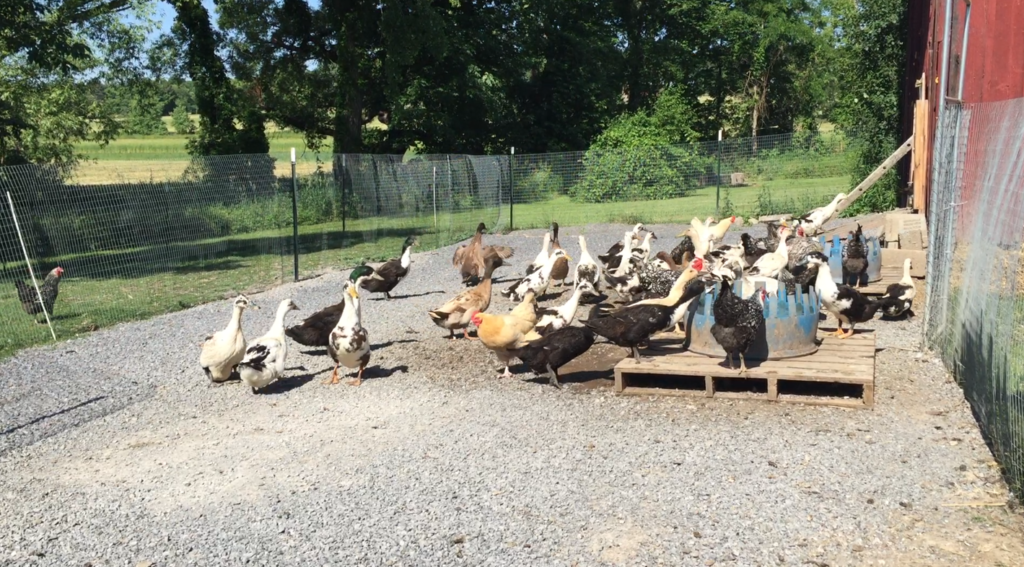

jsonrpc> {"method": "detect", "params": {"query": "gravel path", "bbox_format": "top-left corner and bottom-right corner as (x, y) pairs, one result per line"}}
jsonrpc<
(1, 221), (1023, 566)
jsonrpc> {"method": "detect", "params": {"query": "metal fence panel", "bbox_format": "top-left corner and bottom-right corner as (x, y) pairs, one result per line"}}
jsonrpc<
(925, 96), (1024, 497)
(510, 131), (855, 228)
(1, 131), (857, 360)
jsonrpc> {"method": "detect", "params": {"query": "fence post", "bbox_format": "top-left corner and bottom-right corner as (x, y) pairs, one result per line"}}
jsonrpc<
(341, 154), (347, 235)
(432, 166), (437, 230)
(509, 147), (515, 232)
(6, 191), (56, 341)
(715, 129), (723, 217)
(290, 148), (299, 281)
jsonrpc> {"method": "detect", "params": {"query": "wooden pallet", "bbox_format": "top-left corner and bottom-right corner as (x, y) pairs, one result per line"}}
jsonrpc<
(614, 330), (876, 409)
(853, 266), (922, 295)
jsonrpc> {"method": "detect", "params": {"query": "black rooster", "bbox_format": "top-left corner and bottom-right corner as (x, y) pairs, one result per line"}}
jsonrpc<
(670, 234), (695, 266)
(508, 326), (596, 388)
(708, 274), (766, 373)
(740, 233), (769, 266)
(15, 266), (64, 322)
(842, 224), (868, 286)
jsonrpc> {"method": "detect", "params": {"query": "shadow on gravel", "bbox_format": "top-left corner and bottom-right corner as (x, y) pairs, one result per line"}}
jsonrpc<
(373, 339), (417, 349)
(1, 396), (108, 436)
(364, 365), (410, 379)
(258, 373), (318, 394)
(370, 290), (445, 300)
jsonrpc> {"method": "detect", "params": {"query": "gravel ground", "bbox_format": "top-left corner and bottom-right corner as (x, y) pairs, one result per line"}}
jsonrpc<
(2, 221), (1023, 567)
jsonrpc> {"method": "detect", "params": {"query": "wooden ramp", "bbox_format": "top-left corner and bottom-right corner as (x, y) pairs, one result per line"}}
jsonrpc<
(614, 330), (876, 409)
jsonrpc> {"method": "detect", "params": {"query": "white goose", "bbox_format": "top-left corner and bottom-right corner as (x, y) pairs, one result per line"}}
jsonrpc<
(632, 232), (657, 261)
(747, 226), (793, 278)
(880, 258), (917, 317)
(237, 298), (299, 393)
(795, 192), (848, 236)
(199, 295), (255, 383)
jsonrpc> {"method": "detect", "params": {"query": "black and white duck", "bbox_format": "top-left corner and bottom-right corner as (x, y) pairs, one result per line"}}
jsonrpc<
(805, 252), (883, 339)
(360, 236), (418, 299)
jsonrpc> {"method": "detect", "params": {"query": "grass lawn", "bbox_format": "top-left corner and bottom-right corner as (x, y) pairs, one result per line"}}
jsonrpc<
(509, 176), (850, 229)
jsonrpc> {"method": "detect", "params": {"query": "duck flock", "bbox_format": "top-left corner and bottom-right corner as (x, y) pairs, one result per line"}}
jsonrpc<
(199, 194), (919, 393)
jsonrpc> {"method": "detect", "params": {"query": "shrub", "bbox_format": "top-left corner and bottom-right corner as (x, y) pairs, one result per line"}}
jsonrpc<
(171, 106), (195, 135)
(514, 162), (564, 202)
(569, 144), (713, 203)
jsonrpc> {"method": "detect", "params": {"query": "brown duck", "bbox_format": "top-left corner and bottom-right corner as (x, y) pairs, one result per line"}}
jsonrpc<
(549, 222), (570, 286)
(429, 258), (498, 339)
(452, 222), (514, 285)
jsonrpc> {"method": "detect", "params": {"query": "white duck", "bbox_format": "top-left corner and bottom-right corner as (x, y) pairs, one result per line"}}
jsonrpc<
(574, 235), (601, 287)
(199, 295), (255, 383)
(502, 249), (570, 302)
(327, 281), (371, 386)
(525, 232), (551, 275)
(879, 258), (916, 317)
(237, 298), (299, 393)
(632, 232), (657, 261)
(535, 280), (596, 335)
(747, 226), (793, 278)
(794, 192), (848, 236)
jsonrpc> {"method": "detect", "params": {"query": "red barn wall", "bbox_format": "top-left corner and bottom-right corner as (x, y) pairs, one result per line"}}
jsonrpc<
(902, 0), (1024, 213)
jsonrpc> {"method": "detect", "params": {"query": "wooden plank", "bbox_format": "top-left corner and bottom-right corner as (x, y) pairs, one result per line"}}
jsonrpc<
(774, 396), (869, 410)
(833, 137), (914, 218)
(899, 229), (924, 250)
(816, 214), (887, 242)
(881, 249), (927, 278)
(912, 74), (929, 217)
(620, 386), (706, 398)
(621, 361), (873, 384)
(614, 333), (876, 408)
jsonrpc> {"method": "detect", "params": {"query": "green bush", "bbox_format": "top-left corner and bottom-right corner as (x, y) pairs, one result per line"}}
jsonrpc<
(171, 106), (195, 135)
(514, 162), (564, 202)
(569, 145), (712, 203)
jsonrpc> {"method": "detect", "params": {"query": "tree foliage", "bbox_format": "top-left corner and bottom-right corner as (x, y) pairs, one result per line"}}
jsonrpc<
(3, 0), (910, 185)
(168, 0), (268, 156)
(831, 0), (908, 213)
(0, 0), (147, 166)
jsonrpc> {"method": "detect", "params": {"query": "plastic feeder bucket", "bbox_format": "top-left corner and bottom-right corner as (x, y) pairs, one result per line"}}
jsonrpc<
(819, 234), (882, 285)
(685, 280), (821, 361)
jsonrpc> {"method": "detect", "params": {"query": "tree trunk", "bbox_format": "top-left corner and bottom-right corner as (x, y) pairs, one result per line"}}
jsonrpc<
(333, 22), (363, 154)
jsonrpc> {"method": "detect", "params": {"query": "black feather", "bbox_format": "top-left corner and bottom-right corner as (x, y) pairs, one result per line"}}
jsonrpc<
(709, 276), (765, 364)
(509, 327), (596, 385)
(238, 344), (271, 372)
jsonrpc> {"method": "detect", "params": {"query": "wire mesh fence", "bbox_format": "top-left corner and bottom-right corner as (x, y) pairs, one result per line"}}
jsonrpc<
(510, 130), (855, 228)
(925, 96), (1024, 498)
(1, 130), (856, 359)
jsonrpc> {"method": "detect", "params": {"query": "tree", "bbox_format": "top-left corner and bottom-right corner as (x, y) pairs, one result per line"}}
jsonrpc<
(0, 0), (146, 166)
(171, 106), (195, 134)
(168, 0), (269, 156)
(832, 0), (907, 212)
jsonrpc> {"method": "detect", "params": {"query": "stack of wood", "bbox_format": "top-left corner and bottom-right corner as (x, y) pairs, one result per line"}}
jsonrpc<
(816, 209), (927, 277)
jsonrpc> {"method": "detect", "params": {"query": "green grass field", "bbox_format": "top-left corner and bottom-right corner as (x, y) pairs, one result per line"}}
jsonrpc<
(0, 172), (848, 359)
